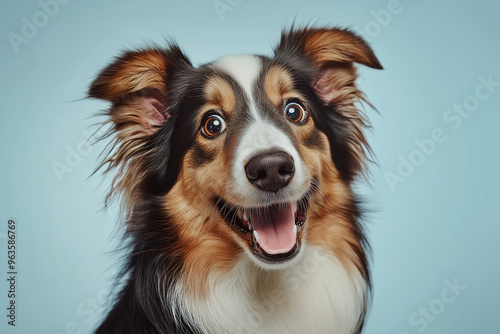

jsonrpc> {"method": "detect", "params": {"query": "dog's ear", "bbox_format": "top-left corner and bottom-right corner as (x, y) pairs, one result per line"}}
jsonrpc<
(89, 47), (191, 134)
(275, 27), (382, 103)
(88, 46), (191, 206)
(274, 27), (382, 181)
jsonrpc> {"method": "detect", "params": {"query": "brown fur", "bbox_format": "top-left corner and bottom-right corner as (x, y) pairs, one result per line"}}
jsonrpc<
(90, 49), (168, 101)
(303, 29), (382, 70)
(163, 178), (240, 298)
(204, 76), (237, 115)
(264, 65), (295, 108)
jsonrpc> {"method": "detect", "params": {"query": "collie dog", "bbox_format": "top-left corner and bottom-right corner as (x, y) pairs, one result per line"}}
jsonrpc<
(88, 27), (382, 334)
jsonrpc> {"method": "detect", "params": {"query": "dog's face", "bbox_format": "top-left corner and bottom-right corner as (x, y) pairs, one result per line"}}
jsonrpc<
(89, 28), (381, 271)
(177, 55), (328, 266)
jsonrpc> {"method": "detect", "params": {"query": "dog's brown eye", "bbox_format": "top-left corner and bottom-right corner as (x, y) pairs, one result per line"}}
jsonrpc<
(203, 115), (226, 137)
(284, 102), (306, 123)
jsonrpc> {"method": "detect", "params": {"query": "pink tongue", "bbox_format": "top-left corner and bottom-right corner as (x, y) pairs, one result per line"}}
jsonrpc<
(249, 203), (296, 255)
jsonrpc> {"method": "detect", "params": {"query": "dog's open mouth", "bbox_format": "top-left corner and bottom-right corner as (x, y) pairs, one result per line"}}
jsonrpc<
(218, 200), (308, 264)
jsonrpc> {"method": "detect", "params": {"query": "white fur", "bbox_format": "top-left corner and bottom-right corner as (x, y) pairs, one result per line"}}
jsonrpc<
(171, 245), (366, 334)
(212, 54), (261, 119)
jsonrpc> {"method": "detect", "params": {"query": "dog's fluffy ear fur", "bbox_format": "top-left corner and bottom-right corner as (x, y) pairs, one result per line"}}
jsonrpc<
(88, 46), (191, 207)
(275, 27), (382, 103)
(274, 27), (382, 181)
(89, 47), (188, 134)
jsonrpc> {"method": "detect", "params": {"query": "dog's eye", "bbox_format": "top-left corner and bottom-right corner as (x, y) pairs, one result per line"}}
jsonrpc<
(284, 102), (306, 123)
(203, 114), (226, 137)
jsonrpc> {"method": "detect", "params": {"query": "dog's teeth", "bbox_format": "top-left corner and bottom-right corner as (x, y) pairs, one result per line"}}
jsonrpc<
(293, 224), (297, 236)
(253, 231), (260, 243)
(242, 210), (249, 222)
(292, 202), (298, 213)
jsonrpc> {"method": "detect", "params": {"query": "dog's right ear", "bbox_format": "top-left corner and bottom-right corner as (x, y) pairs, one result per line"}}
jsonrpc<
(88, 46), (192, 206)
(89, 47), (191, 135)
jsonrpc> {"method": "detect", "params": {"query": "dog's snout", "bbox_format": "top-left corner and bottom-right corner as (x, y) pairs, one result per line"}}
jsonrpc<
(245, 151), (295, 193)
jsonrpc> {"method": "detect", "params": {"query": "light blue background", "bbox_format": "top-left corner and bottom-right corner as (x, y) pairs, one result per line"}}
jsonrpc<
(1, 0), (499, 333)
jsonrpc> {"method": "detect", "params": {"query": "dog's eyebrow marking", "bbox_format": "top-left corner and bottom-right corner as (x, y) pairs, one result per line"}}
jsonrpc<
(212, 55), (262, 119)
(204, 76), (236, 115)
(263, 66), (295, 108)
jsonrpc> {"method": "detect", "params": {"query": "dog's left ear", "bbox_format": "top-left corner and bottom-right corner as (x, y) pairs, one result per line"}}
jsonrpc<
(274, 27), (382, 103)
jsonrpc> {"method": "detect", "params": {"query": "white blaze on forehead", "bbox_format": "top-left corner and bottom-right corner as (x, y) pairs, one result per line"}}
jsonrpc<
(212, 55), (261, 118)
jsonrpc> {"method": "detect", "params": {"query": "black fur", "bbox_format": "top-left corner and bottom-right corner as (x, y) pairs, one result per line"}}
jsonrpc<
(94, 199), (200, 334)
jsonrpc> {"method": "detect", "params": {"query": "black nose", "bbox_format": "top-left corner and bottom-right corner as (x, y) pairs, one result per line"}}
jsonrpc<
(245, 151), (295, 193)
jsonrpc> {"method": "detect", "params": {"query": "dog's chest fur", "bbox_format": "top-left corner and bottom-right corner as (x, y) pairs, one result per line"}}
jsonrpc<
(172, 246), (365, 334)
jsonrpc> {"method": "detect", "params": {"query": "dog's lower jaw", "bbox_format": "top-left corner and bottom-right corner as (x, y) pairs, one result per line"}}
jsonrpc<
(170, 245), (367, 334)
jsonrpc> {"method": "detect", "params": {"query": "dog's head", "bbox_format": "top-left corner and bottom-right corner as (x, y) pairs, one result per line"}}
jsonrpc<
(89, 27), (381, 271)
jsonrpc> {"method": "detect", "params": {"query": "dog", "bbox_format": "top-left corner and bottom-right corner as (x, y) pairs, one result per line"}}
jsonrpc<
(88, 26), (382, 334)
